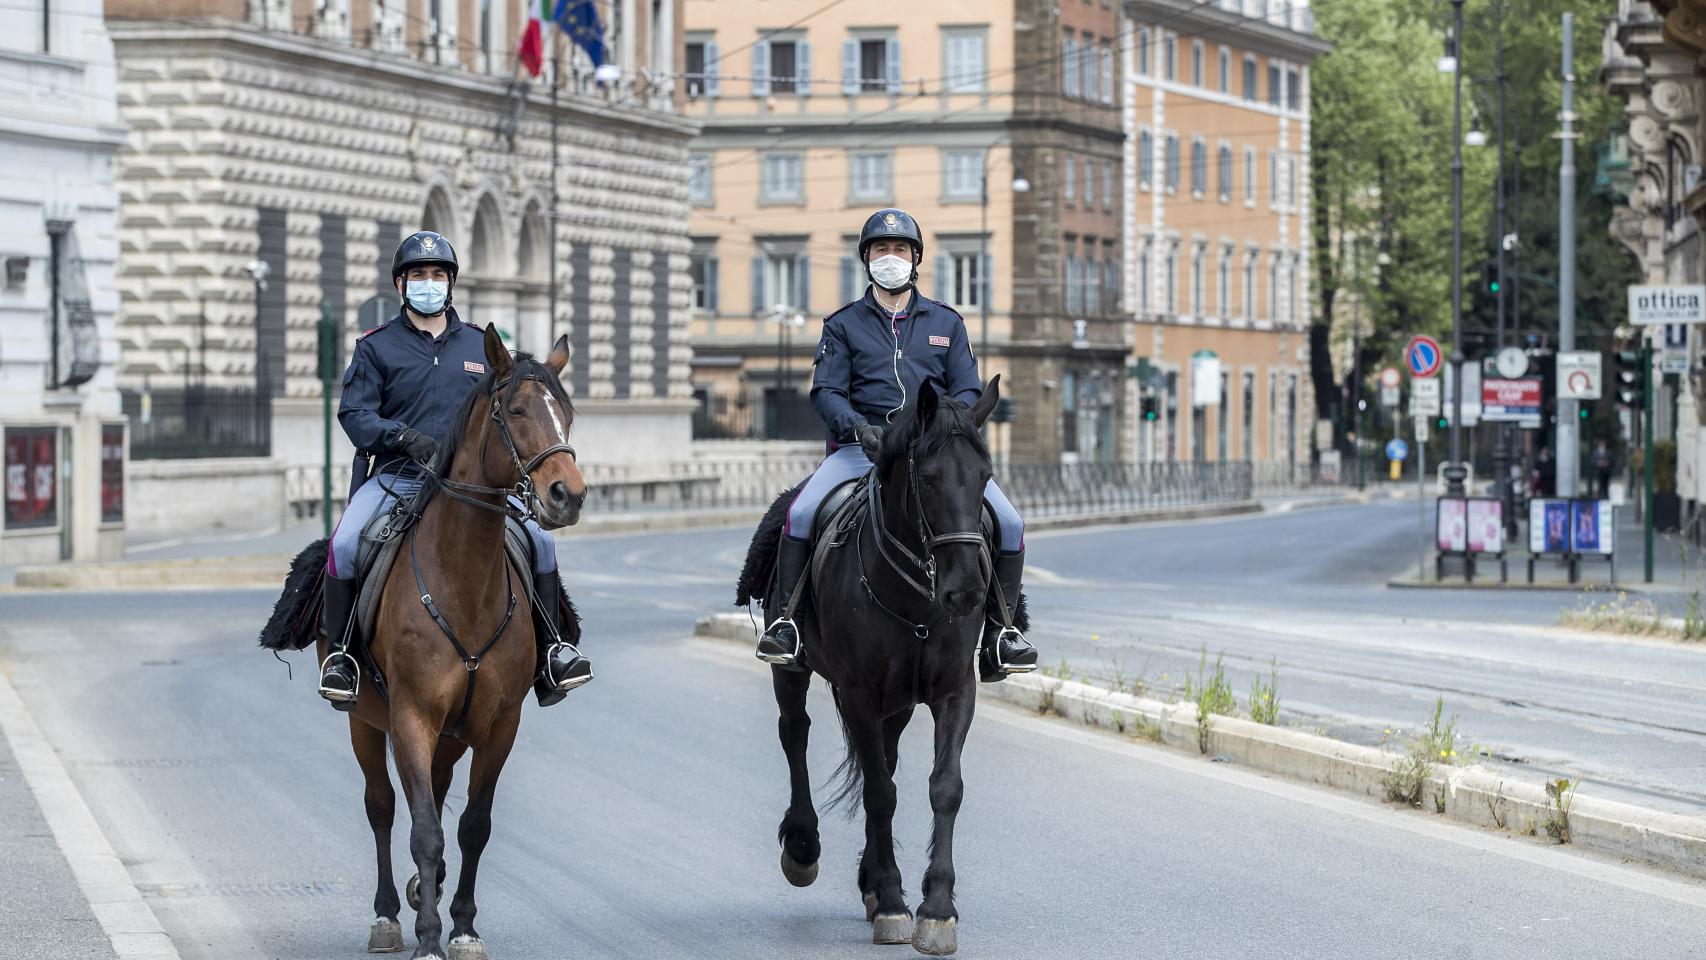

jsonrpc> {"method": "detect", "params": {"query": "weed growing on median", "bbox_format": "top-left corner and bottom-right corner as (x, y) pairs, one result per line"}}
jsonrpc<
(1248, 658), (1280, 725)
(1560, 591), (1670, 637)
(1687, 592), (1706, 641)
(1183, 646), (1238, 754)
(1543, 778), (1576, 844)
(1383, 697), (1462, 808)
(1131, 713), (1165, 743)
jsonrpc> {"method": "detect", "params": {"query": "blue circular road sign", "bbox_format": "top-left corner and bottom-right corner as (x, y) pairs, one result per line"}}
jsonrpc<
(1386, 438), (1409, 461)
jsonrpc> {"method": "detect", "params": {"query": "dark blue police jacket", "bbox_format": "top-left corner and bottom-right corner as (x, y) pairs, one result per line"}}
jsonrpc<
(810, 287), (982, 443)
(338, 306), (490, 477)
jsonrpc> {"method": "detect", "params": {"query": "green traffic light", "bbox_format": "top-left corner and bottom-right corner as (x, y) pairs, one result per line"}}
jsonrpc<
(1489, 281), (1500, 292)
(1436, 417), (1448, 429)
(1580, 407), (1591, 419)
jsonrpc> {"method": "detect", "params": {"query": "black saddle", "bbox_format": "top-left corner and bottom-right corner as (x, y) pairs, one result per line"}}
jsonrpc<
(797, 475), (999, 597)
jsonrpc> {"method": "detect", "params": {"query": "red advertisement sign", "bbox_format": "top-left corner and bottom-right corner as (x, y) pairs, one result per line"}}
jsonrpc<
(4, 428), (57, 529)
(101, 424), (125, 523)
(1481, 377), (1542, 423)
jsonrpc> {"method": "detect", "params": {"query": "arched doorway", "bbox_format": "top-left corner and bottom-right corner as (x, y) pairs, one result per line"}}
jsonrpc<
(516, 200), (550, 353)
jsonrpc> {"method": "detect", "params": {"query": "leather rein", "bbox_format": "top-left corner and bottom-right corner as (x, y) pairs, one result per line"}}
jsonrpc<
(426, 374), (578, 524)
(858, 443), (992, 639)
(406, 372), (574, 737)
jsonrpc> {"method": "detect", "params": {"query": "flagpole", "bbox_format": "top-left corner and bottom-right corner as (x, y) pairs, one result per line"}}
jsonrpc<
(549, 28), (561, 352)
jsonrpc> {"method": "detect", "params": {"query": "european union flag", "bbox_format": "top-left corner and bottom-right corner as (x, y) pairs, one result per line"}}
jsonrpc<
(551, 0), (605, 67)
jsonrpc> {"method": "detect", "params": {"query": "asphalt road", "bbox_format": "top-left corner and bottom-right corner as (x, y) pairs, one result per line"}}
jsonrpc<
(1024, 499), (1706, 816)
(3, 512), (1706, 958)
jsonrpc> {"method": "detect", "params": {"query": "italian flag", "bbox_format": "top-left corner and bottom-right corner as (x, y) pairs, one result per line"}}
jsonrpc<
(517, 0), (548, 78)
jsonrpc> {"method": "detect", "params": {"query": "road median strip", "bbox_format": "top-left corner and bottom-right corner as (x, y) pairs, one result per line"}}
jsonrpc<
(693, 611), (1706, 882)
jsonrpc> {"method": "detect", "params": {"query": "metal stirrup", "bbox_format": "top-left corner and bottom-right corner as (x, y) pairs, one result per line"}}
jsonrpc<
(318, 649), (361, 697)
(542, 641), (593, 688)
(756, 618), (801, 664)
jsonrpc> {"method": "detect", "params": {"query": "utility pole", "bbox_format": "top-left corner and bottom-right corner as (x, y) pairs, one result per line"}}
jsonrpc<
(1556, 12), (1580, 498)
(317, 302), (337, 539)
(1644, 340), (1655, 582)
(1444, 0), (1468, 498)
(548, 32), (562, 353)
(1491, 0), (1517, 536)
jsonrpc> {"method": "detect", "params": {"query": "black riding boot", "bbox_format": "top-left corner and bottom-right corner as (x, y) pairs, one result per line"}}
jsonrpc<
(756, 535), (811, 669)
(979, 549), (1038, 683)
(533, 571), (593, 707)
(319, 575), (361, 710)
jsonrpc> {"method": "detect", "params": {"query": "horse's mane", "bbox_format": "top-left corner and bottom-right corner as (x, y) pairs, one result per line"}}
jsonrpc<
(434, 351), (574, 476)
(873, 387), (989, 473)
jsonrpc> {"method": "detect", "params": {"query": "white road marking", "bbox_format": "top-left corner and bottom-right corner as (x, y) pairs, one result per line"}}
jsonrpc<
(0, 665), (183, 959)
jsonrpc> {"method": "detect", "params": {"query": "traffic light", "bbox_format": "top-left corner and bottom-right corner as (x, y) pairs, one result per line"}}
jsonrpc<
(1617, 349), (1645, 406)
(1579, 402), (1593, 420)
(1436, 415), (1448, 430)
(1482, 260), (1500, 295)
(1141, 395), (1160, 422)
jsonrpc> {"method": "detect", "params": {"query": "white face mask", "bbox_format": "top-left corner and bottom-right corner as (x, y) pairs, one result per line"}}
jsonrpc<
(867, 254), (913, 292)
(405, 279), (449, 316)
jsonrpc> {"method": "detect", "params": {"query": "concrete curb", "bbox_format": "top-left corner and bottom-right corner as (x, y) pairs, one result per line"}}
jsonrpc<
(0, 666), (182, 959)
(693, 611), (1706, 882)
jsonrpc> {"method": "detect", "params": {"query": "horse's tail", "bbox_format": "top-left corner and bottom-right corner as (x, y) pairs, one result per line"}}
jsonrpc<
(825, 686), (867, 815)
(258, 539), (329, 651)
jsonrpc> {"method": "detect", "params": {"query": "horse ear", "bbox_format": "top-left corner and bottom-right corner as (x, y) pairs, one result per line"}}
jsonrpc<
(970, 374), (1001, 427)
(483, 323), (513, 377)
(915, 378), (940, 424)
(546, 334), (570, 375)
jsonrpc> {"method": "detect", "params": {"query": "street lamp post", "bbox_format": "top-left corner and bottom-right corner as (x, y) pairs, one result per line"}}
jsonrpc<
(246, 258), (271, 397)
(1444, 0), (1469, 498)
(979, 145), (1030, 367)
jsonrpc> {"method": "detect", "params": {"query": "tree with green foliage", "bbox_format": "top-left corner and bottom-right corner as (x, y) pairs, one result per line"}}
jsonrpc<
(1309, 0), (1638, 457)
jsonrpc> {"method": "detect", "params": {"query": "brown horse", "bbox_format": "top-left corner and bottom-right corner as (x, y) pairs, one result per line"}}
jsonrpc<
(332, 326), (585, 960)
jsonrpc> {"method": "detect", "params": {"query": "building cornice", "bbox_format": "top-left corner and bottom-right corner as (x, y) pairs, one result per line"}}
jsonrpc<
(1652, 0), (1706, 60)
(1121, 0), (1333, 62)
(106, 18), (701, 142)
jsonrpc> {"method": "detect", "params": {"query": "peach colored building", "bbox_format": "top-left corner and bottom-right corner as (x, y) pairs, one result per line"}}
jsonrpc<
(682, 0), (1127, 462)
(1123, 1), (1327, 472)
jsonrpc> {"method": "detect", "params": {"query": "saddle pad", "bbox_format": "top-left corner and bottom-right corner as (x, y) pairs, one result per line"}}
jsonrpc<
(355, 518), (537, 644)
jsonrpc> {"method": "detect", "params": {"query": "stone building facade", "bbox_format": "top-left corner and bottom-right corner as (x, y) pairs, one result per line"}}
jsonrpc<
(1607, 1), (1704, 516)
(0, 0), (128, 564)
(107, 2), (696, 501)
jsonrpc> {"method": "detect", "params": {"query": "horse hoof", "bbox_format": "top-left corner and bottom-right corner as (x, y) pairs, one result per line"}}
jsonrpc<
(406, 874), (421, 912)
(780, 850), (818, 887)
(367, 917), (404, 953)
(872, 913), (915, 945)
(863, 892), (878, 922)
(447, 935), (488, 960)
(913, 917), (957, 956)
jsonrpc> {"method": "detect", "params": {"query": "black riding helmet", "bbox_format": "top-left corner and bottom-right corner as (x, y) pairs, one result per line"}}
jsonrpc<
(391, 230), (459, 282)
(857, 208), (923, 263)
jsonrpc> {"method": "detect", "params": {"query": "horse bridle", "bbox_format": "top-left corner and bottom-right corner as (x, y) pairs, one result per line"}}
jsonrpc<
(432, 373), (578, 522)
(863, 443), (992, 633)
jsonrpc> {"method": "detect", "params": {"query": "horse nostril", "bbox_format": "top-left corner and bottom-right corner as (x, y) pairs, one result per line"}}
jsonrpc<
(549, 480), (569, 505)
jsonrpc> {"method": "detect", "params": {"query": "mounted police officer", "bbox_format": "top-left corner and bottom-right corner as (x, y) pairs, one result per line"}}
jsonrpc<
(319, 230), (592, 710)
(755, 208), (1038, 682)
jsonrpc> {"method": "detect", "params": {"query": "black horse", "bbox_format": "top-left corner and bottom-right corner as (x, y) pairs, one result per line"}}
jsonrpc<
(737, 376), (1022, 957)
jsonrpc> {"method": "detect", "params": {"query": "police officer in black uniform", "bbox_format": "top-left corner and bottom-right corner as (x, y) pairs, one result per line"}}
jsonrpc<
(320, 230), (591, 709)
(755, 208), (1037, 682)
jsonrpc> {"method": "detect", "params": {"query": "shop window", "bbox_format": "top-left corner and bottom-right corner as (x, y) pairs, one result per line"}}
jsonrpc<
(5, 428), (57, 529)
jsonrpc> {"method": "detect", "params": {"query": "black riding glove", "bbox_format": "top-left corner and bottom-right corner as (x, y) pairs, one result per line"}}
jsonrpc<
(855, 423), (884, 457)
(395, 427), (439, 466)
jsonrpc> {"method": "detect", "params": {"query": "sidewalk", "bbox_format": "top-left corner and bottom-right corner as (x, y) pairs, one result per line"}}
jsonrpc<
(1389, 507), (1702, 594)
(0, 705), (120, 960)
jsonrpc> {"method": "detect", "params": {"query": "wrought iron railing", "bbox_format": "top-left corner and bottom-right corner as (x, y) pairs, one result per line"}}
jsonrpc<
(121, 387), (272, 460)
(570, 458), (1259, 517)
(999, 461), (1254, 517)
